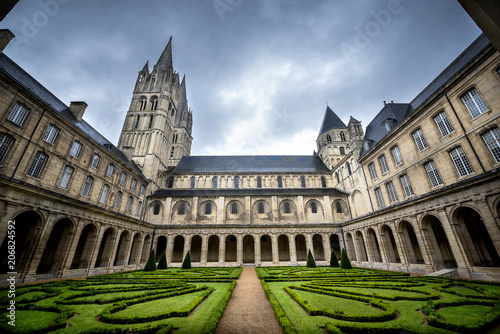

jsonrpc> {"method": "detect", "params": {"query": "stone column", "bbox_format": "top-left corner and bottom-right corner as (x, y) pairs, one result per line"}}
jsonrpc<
(244, 196), (251, 224)
(192, 197), (199, 222)
(200, 235), (209, 266)
(255, 234), (261, 265)
(0, 203), (20, 244)
(87, 224), (104, 275)
(122, 230), (135, 267)
(106, 229), (122, 270)
(60, 219), (84, 276)
(164, 198), (172, 224)
(217, 197), (225, 224)
(184, 235), (191, 259)
(306, 233), (314, 256)
(271, 196), (279, 222)
(323, 196), (334, 223)
(272, 234), (279, 264)
(237, 235), (243, 265)
(219, 235), (226, 266)
(475, 199), (500, 254)
(289, 234), (297, 263)
(323, 234), (331, 263)
(297, 196), (305, 222)
(132, 236), (144, 268)
(166, 235), (174, 265)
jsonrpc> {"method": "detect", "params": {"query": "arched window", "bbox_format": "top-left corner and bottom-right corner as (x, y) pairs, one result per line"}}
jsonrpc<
(284, 202), (291, 214)
(277, 176), (283, 188)
(258, 202), (264, 214)
(205, 203), (212, 215)
(148, 115), (154, 128)
(339, 146), (345, 155)
(346, 162), (352, 175)
(190, 177), (196, 189)
(234, 176), (240, 189)
(321, 176), (327, 188)
(178, 203), (185, 215)
(139, 97), (147, 111)
(311, 202), (317, 213)
(340, 132), (346, 141)
(300, 176), (306, 188)
(154, 203), (160, 215)
(257, 176), (262, 188)
(231, 202), (238, 214)
(150, 97), (158, 110)
(336, 202), (343, 213)
(167, 177), (174, 188)
(336, 172), (340, 183)
(212, 176), (218, 189)
(326, 134), (332, 143)
(150, 76), (156, 91)
(134, 115), (140, 128)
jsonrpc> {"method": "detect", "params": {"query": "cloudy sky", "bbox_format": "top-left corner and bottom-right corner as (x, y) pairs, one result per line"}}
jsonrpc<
(1, 0), (481, 156)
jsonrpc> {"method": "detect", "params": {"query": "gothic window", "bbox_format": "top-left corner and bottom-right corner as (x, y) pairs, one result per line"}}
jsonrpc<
(190, 177), (196, 189)
(284, 202), (291, 214)
(482, 127), (500, 163)
(300, 176), (306, 188)
(27, 151), (48, 178)
(257, 176), (262, 188)
(258, 202), (264, 214)
(326, 134), (332, 143)
(43, 124), (59, 144)
(99, 184), (109, 203)
(433, 111), (454, 136)
(58, 166), (74, 189)
(7, 102), (30, 126)
(321, 176), (327, 188)
(148, 115), (154, 128)
(277, 176), (283, 188)
(340, 132), (346, 141)
(234, 176), (240, 189)
(150, 97), (158, 110)
(386, 181), (398, 203)
(375, 188), (385, 208)
(106, 164), (115, 177)
(212, 176), (218, 189)
(150, 76), (156, 91)
(139, 97), (147, 111)
(231, 202), (238, 214)
(339, 146), (345, 155)
(379, 155), (389, 174)
(0, 133), (14, 164)
(335, 202), (343, 213)
(81, 176), (94, 197)
(205, 203), (212, 215)
(311, 202), (317, 214)
(346, 162), (352, 175)
(178, 203), (185, 215)
(69, 141), (82, 158)
(135, 115), (140, 129)
(449, 146), (474, 177)
(399, 174), (414, 197)
(114, 191), (122, 208)
(424, 160), (443, 187)
(153, 203), (161, 215)
(391, 146), (403, 165)
(412, 129), (428, 152)
(368, 163), (377, 180)
(461, 87), (488, 118)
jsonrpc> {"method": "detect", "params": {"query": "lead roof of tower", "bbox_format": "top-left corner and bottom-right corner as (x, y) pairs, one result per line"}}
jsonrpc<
(155, 36), (173, 71)
(318, 106), (347, 137)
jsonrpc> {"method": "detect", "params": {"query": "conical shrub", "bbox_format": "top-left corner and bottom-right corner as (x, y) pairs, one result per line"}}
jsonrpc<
(144, 249), (157, 271)
(306, 249), (316, 268)
(182, 251), (191, 269)
(340, 248), (352, 269)
(330, 249), (340, 267)
(157, 249), (167, 269)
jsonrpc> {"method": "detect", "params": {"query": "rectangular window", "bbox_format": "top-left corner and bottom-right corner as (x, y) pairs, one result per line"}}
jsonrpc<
(461, 87), (488, 118)
(27, 152), (48, 178)
(114, 191), (122, 208)
(131, 178), (137, 190)
(424, 161), (443, 187)
(449, 147), (474, 177)
(58, 166), (74, 189)
(140, 185), (145, 195)
(399, 174), (414, 197)
(43, 124), (59, 144)
(391, 146), (403, 165)
(136, 201), (143, 216)
(69, 141), (82, 157)
(375, 188), (385, 208)
(126, 196), (133, 212)
(106, 164), (115, 177)
(412, 129), (428, 151)
(7, 102), (30, 126)
(120, 172), (127, 184)
(386, 181), (398, 203)
(81, 176), (93, 197)
(379, 155), (389, 174)
(90, 154), (100, 168)
(482, 128), (500, 163)
(0, 133), (14, 164)
(301, 176), (306, 187)
(99, 184), (109, 203)
(368, 163), (377, 180)
(433, 111), (454, 136)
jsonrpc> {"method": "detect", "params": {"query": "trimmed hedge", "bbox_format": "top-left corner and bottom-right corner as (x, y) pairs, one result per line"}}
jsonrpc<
(144, 249), (157, 271)
(77, 323), (173, 334)
(261, 280), (296, 334)
(340, 249), (352, 269)
(157, 250), (168, 269)
(182, 251), (192, 269)
(1, 305), (73, 334)
(330, 250), (339, 268)
(306, 250), (316, 268)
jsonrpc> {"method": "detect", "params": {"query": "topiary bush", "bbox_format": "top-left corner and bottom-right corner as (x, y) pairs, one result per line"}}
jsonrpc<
(157, 250), (167, 269)
(182, 251), (191, 269)
(306, 250), (316, 268)
(330, 249), (339, 267)
(143, 249), (157, 271)
(340, 248), (352, 269)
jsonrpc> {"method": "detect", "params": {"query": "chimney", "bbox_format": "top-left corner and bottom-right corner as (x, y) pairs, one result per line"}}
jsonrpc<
(69, 101), (88, 121)
(0, 29), (15, 53)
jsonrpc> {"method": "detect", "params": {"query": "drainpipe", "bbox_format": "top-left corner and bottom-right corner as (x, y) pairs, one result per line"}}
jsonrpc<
(444, 92), (486, 173)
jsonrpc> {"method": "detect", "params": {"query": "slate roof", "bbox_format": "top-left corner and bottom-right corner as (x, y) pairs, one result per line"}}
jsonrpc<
(150, 187), (348, 198)
(172, 155), (330, 174)
(0, 53), (145, 176)
(360, 34), (491, 158)
(318, 106), (347, 137)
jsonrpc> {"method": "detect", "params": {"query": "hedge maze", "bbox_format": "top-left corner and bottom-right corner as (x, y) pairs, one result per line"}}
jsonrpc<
(258, 267), (500, 334)
(0, 268), (241, 334)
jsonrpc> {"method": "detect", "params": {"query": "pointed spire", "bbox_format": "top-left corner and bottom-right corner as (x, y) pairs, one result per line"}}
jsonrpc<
(318, 106), (347, 137)
(156, 36), (173, 71)
(141, 60), (149, 74)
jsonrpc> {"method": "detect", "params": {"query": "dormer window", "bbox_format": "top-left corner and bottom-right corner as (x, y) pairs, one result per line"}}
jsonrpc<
(383, 120), (393, 134)
(363, 141), (370, 151)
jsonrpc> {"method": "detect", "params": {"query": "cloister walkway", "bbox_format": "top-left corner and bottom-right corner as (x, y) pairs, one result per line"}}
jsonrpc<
(215, 267), (284, 334)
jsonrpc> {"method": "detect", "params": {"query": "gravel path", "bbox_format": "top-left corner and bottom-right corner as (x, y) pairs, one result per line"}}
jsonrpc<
(215, 267), (284, 334)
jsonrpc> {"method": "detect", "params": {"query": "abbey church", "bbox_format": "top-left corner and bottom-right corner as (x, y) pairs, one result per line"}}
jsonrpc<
(0, 19), (499, 282)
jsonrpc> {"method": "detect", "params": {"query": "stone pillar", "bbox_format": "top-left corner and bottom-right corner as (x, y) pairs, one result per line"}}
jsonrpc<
(200, 235), (209, 266)
(255, 235), (261, 265)
(271, 196), (279, 222)
(475, 199), (500, 254)
(132, 236), (144, 268)
(272, 234), (279, 264)
(217, 197), (225, 224)
(60, 219), (84, 276)
(106, 229), (122, 270)
(289, 234), (297, 263)
(0, 203), (19, 244)
(237, 235), (243, 265)
(323, 196), (334, 223)
(164, 198), (172, 224)
(184, 235), (191, 259)
(192, 197), (199, 221)
(323, 234), (331, 263)
(306, 233), (314, 256)
(87, 224), (105, 274)
(219, 235), (226, 266)
(244, 196), (251, 224)
(297, 196), (305, 222)
(166, 235), (174, 265)
(122, 231), (135, 267)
